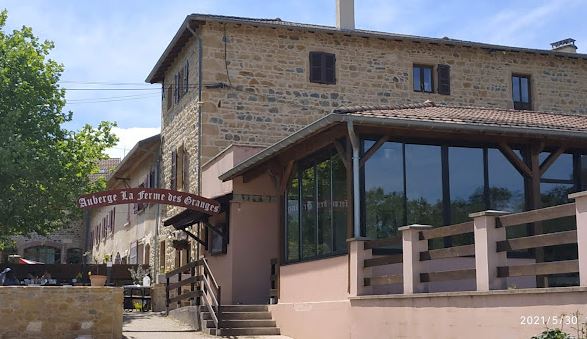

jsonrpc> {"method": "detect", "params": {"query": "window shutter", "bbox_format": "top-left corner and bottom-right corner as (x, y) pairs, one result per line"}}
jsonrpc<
(183, 148), (189, 191)
(162, 81), (165, 99)
(171, 150), (177, 190)
(324, 54), (336, 84)
(111, 208), (115, 234)
(184, 61), (189, 94)
(309, 52), (322, 83)
(167, 85), (172, 110)
(437, 64), (451, 95)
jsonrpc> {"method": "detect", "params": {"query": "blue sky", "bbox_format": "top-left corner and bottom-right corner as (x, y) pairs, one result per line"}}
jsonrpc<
(3, 0), (586, 157)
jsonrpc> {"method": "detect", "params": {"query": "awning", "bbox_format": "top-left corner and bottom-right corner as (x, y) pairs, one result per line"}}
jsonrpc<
(18, 258), (43, 264)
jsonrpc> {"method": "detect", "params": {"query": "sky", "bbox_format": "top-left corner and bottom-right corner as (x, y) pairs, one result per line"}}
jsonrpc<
(2, 0), (586, 158)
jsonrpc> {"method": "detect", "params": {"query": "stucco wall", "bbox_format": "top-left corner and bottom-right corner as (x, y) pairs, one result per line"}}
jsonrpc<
(270, 287), (587, 339)
(0, 286), (123, 339)
(279, 255), (349, 303)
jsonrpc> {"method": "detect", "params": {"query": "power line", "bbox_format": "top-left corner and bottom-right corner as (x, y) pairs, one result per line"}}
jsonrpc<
(67, 93), (159, 103)
(63, 88), (161, 91)
(60, 81), (154, 86)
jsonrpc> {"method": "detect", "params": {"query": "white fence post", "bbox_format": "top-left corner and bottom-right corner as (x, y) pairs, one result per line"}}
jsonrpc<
(470, 210), (509, 291)
(399, 224), (432, 294)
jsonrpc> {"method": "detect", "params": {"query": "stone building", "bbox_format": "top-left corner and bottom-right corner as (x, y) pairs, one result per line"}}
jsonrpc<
(143, 2), (587, 337)
(88, 135), (160, 271)
(146, 9), (587, 272)
(3, 158), (120, 264)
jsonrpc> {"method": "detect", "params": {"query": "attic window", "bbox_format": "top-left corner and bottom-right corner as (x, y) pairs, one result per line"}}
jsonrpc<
(309, 52), (336, 84)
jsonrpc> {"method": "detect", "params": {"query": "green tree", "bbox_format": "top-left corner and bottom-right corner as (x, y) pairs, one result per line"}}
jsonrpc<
(0, 10), (118, 246)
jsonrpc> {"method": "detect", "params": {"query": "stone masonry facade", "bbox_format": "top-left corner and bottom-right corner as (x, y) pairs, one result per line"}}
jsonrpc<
(154, 17), (587, 271)
(0, 286), (123, 339)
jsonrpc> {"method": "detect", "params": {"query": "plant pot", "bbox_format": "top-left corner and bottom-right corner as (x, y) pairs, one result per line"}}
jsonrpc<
(89, 275), (107, 286)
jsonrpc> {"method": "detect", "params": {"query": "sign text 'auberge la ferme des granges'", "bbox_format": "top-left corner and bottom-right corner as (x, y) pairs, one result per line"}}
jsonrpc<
(77, 188), (220, 214)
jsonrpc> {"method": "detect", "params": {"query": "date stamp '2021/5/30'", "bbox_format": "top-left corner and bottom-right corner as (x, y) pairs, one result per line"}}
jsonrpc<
(520, 314), (586, 326)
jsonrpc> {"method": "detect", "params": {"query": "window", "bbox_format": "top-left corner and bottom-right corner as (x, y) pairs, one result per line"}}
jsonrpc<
(362, 140), (527, 240)
(66, 248), (82, 264)
(512, 74), (531, 110)
(285, 151), (347, 263)
(309, 52), (336, 84)
(210, 223), (228, 255)
(413, 65), (433, 93)
(159, 241), (166, 271)
(170, 146), (187, 191)
(23, 246), (61, 264)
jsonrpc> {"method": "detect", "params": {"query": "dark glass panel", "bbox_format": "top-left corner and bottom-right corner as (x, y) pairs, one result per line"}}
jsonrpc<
(487, 148), (525, 213)
(364, 141), (405, 239)
(413, 67), (421, 91)
(512, 76), (521, 102)
(286, 176), (300, 262)
(540, 153), (573, 181)
(449, 147), (485, 223)
(332, 154), (348, 252)
(301, 166), (317, 259)
(423, 67), (433, 92)
(317, 160), (332, 255)
(405, 144), (443, 226)
(521, 77), (529, 103)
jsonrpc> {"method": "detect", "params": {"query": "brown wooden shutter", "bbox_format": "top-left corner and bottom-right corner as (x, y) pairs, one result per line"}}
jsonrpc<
(166, 85), (172, 110)
(111, 208), (115, 234)
(309, 52), (322, 83)
(183, 148), (189, 191)
(324, 53), (336, 84)
(437, 64), (451, 95)
(184, 61), (189, 94)
(171, 149), (177, 190)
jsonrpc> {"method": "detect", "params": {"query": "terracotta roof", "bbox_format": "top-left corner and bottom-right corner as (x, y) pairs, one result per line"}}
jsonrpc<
(334, 101), (587, 133)
(219, 102), (587, 181)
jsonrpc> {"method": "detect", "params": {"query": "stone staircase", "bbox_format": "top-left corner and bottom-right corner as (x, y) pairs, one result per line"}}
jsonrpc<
(200, 304), (281, 336)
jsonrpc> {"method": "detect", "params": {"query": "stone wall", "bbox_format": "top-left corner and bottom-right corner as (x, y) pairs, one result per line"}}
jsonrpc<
(198, 21), (587, 161)
(0, 286), (122, 339)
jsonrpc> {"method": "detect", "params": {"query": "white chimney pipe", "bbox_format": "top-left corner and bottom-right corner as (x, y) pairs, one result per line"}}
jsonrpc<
(336, 0), (355, 30)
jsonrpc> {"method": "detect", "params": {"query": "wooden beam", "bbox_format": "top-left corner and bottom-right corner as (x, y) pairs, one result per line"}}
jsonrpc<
(279, 160), (295, 194)
(363, 254), (403, 268)
(540, 146), (567, 177)
(364, 274), (402, 286)
(497, 203), (576, 227)
(497, 260), (579, 278)
(420, 269), (476, 283)
(498, 142), (532, 178)
(360, 135), (389, 167)
(496, 230), (577, 252)
(420, 244), (475, 261)
(334, 139), (349, 170)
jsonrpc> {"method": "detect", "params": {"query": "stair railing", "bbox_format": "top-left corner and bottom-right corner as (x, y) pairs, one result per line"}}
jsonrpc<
(201, 257), (222, 329)
(165, 259), (202, 314)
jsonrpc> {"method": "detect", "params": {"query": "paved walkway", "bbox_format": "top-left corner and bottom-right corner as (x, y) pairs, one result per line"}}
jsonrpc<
(122, 312), (292, 339)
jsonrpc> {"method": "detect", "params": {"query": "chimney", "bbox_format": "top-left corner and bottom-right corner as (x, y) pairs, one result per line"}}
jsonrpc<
(551, 38), (577, 53)
(336, 0), (355, 30)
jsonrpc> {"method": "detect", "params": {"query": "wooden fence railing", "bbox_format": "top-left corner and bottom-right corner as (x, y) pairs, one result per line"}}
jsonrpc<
(165, 260), (202, 312)
(495, 203), (578, 280)
(352, 191), (587, 296)
(363, 235), (402, 288)
(418, 221), (476, 284)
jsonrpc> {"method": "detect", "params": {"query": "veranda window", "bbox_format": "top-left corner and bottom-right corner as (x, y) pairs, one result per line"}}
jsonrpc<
(285, 150), (347, 263)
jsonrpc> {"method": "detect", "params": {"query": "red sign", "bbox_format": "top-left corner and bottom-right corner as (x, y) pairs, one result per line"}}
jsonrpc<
(78, 188), (220, 214)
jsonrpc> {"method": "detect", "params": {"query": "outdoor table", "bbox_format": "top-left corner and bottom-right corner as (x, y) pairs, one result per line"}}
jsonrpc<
(123, 285), (151, 312)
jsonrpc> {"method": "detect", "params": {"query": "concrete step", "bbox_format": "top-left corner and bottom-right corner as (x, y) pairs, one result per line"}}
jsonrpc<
(201, 311), (273, 320)
(205, 319), (277, 328)
(220, 304), (269, 312)
(198, 304), (268, 312)
(209, 327), (281, 336)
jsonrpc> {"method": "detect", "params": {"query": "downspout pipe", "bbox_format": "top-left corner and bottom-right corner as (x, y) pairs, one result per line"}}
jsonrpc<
(346, 119), (361, 238)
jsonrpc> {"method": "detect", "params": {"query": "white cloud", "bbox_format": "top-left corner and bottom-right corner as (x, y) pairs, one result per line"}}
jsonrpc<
(106, 127), (160, 159)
